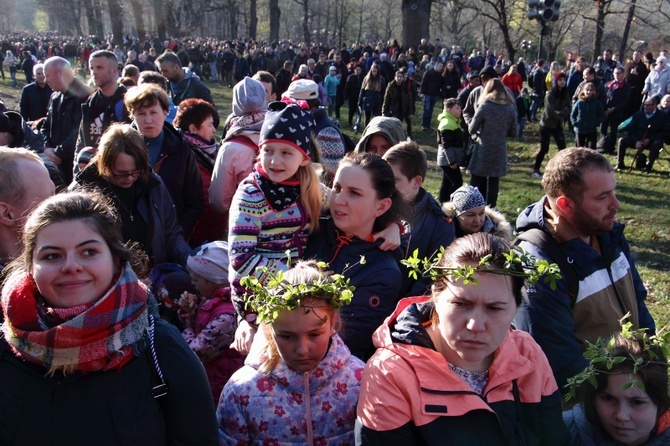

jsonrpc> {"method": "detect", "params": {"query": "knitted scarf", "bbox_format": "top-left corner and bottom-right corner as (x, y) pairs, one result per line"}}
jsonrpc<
(226, 110), (266, 137)
(183, 131), (219, 174)
(1, 262), (149, 375)
(253, 162), (300, 211)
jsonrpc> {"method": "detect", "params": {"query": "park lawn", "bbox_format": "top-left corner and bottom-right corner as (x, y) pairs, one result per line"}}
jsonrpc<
(2, 75), (667, 331)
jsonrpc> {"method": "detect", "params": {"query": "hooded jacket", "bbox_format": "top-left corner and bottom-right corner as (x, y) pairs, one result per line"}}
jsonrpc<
(72, 164), (190, 266)
(571, 97), (605, 135)
(563, 404), (670, 446)
(442, 201), (513, 240)
(353, 116), (405, 153)
(169, 69), (213, 107)
(218, 334), (364, 445)
(436, 109), (464, 167)
(513, 197), (655, 390)
(304, 218), (403, 361)
(355, 296), (569, 445)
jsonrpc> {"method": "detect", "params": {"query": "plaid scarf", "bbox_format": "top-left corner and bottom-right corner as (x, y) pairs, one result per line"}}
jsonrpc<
(1, 262), (149, 374)
(183, 131), (219, 174)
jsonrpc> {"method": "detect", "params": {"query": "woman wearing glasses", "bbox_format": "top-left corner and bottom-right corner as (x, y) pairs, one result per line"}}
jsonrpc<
(71, 123), (190, 267)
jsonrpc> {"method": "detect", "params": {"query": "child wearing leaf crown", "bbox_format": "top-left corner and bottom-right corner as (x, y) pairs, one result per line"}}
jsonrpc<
(217, 260), (365, 445)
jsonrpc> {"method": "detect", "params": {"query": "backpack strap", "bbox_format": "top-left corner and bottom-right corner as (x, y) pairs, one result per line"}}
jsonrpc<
(515, 228), (579, 302)
(146, 314), (168, 399)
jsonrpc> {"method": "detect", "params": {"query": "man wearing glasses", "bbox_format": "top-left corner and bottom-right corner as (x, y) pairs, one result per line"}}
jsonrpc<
(597, 67), (630, 154)
(616, 97), (668, 173)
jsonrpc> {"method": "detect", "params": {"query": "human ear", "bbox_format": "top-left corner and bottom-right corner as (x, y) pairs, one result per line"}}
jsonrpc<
(374, 197), (392, 217)
(0, 202), (17, 227)
(188, 123), (199, 134)
(554, 195), (574, 216)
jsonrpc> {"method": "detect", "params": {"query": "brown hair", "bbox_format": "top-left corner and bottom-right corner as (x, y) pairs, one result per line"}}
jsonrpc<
(542, 147), (612, 204)
(124, 84), (170, 115)
(96, 124), (151, 182)
(382, 141), (427, 180)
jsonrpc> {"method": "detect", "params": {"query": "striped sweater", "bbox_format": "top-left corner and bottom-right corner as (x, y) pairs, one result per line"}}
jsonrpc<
(228, 172), (330, 319)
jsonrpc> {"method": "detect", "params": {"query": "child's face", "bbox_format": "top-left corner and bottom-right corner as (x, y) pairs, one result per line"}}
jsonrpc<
(447, 103), (462, 118)
(585, 86), (595, 98)
(387, 162), (421, 202)
(187, 266), (219, 297)
(520, 90), (527, 98)
(260, 141), (310, 183)
(594, 373), (657, 446)
(271, 300), (335, 372)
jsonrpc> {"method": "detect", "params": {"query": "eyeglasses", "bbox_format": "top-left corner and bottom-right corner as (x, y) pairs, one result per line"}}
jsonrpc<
(111, 169), (141, 179)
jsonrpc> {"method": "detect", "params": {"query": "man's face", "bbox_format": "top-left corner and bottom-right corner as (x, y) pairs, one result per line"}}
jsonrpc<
(603, 50), (612, 61)
(643, 100), (656, 113)
(613, 68), (624, 82)
(577, 60), (586, 71)
(434, 63), (443, 73)
(259, 80), (276, 104)
(89, 57), (117, 89)
(633, 51), (642, 62)
(43, 65), (67, 93)
(584, 70), (595, 81)
(567, 169), (620, 238)
(158, 61), (181, 82)
(35, 68), (46, 86)
(469, 77), (481, 87)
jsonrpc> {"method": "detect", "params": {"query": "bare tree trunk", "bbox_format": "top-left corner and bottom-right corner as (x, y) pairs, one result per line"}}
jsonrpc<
(402, 0), (431, 50)
(249, 0), (258, 39)
(302, 0), (311, 45)
(269, 0), (281, 43)
(107, 0), (124, 45)
(150, 0), (167, 40)
(619, 0), (636, 60)
(128, 0), (146, 40)
(593, 2), (606, 64)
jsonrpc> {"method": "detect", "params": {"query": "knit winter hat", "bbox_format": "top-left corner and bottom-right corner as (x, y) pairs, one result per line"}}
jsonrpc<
(259, 102), (315, 158)
(451, 185), (486, 217)
(480, 65), (498, 80)
(187, 241), (230, 285)
(554, 71), (567, 83)
(283, 79), (319, 100)
(232, 76), (268, 117)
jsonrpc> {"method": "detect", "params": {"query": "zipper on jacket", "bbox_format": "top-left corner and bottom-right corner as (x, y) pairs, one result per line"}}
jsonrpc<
(606, 266), (628, 317)
(304, 371), (313, 446)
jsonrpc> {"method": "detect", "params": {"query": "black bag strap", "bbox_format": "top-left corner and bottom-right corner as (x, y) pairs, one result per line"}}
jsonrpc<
(146, 314), (168, 399)
(515, 228), (579, 302)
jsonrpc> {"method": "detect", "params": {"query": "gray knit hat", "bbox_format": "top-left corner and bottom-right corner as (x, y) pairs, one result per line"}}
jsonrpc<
(187, 241), (230, 285)
(451, 185), (486, 216)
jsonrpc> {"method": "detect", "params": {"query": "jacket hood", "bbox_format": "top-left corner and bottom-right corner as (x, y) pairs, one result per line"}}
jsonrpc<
(5, 111), (27, 142)
(442, 202), (514, 240)
(354, 116), (406, 153)
(516, 196), (549, 233)
(232, 76), (268, 116)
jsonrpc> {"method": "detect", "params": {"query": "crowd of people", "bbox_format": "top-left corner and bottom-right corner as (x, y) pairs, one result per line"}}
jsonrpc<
(0, 31), (667, 446)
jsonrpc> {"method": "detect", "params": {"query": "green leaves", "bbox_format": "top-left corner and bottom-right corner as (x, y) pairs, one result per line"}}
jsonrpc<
(400, 245), (562, 288)
(241, 258), (361, 325)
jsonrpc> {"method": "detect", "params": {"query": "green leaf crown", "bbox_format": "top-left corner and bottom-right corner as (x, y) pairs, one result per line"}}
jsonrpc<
(401, 246), (563, 289)
(240, 260), (356, 325)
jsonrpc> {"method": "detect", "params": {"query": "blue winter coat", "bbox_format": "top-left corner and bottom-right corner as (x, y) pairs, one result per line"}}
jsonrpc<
(570, 98), (604, 134)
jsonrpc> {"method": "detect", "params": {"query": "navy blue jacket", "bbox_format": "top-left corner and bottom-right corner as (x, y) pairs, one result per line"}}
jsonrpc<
(304, 218), (403, 361)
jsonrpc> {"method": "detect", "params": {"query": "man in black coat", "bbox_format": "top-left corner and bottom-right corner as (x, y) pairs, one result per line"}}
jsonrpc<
(616, 97), (668, 173)
(19, 63), (52, 123)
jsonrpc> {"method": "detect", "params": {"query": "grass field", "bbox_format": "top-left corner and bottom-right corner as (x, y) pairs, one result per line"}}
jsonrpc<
(3, 73), (668, 330)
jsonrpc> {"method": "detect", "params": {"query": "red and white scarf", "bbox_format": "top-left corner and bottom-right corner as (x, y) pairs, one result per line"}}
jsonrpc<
(2, 262), (149, 374)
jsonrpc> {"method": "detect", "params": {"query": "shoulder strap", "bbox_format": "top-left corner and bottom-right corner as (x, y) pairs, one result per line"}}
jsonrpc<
(146, 314), (168, 399)
(515, 228), (579, 301)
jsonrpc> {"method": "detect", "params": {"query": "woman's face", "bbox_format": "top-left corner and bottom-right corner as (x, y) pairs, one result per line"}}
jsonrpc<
(457, 206), (486, 234)
(133, 103), (168, 139)
(107, 152), (140, 188)
(330, 164), (391, 240)
(260, 141), (310, 184)
(446, 62), (454, 71)
(366, 134), (393, 156)
(271, 301), (335, 372)
(193, 115), (217, 142)
(31, 220), (116, 308)
(584, 85), (595, 98)
(432, 272), (517, 372)
(594, 373), (658, 446)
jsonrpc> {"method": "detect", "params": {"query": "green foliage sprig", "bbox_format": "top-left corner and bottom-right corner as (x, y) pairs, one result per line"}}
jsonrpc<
(240, 256), (358, 325)
(564, 316), (669, 402)
(401, 246), (563, 289)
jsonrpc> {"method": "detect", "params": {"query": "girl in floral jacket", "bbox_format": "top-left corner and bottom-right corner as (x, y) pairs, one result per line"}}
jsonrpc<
(217, 261), (365, 445)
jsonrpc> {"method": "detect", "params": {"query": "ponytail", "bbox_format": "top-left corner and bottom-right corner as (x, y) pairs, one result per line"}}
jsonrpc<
(298, 162), (324, 233)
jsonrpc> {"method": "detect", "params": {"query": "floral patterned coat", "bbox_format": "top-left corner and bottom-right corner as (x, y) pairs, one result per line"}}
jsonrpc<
(217, 334), (364, 445)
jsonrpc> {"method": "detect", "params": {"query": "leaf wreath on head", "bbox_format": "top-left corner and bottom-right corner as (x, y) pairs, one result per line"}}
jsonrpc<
(564, 316), (669, 403)
(401, 245), (563, 288)
(241, 255), (361, 325)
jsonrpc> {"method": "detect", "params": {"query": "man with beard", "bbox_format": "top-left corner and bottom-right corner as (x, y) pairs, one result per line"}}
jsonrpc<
(513, 147), (655, 393)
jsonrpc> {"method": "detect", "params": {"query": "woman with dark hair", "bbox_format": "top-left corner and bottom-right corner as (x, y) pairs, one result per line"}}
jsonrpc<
(173, 98), (225, 246)
(563, 332), (670, 446)
(0, 191), (218, 444)
(358, 63), (386, 126)
(71, 123), (190, 266)
(441, 60), (462, 99)
(356, 232), (569, 445)
(532, 71), (570, 179)
(304, 152), (406, 361)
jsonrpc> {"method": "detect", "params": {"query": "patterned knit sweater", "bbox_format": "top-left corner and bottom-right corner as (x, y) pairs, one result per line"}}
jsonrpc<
(228, 172), (330, 318)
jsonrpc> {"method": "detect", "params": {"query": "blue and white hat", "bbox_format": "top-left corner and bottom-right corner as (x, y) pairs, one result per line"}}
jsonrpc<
(259, 102), (316, 159)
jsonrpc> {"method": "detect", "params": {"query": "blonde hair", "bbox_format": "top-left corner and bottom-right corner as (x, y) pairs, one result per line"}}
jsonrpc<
(362, 63), (382, 92)
(298, 163), (324, 233)
(478, 78), (515, 105)
(258, 260), (341, 374)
